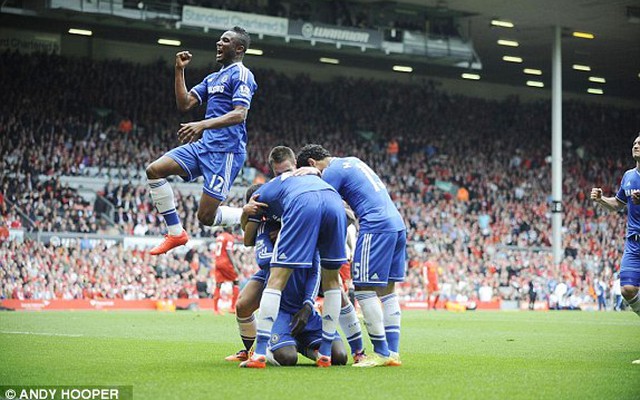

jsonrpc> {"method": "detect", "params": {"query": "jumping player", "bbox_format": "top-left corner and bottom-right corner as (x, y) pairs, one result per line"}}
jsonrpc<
(145, 26), (257, 255)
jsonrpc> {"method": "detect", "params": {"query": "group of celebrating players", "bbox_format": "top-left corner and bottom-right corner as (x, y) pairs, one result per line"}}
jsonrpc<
(142, 24), (640, 366)
(143, 26), (405, 368)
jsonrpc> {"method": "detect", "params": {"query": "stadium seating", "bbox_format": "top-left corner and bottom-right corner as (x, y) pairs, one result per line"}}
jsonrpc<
(2, 52), (638, 306)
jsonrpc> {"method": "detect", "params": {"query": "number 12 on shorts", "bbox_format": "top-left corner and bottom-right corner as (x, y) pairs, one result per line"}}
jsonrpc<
(209, 175), (225, 193)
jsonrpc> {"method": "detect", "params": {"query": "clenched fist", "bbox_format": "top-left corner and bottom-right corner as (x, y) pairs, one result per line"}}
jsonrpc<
(590, 188), (603, 202)
(175, 51), (192, 69)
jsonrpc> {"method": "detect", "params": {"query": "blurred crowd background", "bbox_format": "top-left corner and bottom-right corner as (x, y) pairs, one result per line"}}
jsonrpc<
(1, 52), (638, 310)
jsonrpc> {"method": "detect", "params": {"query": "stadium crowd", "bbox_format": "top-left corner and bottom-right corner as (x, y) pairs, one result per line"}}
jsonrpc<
(1, 52), (639, 307)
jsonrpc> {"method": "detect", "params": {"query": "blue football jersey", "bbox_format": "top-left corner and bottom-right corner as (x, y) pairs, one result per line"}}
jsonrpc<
(322, 157), (405, 233)
(189, 62), (257, 153)
(615, 168), (640, 237)
(255, 222), (321, 313)
(253, 173), (337, 218)
(254, 221), (279, 270)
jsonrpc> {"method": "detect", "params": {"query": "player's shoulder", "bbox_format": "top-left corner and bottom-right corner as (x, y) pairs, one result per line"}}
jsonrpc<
(623, 167), (639, 177)
(203, 71), (218, 82)
(327, 156), (355, 172)
(230, 62), (254, 82)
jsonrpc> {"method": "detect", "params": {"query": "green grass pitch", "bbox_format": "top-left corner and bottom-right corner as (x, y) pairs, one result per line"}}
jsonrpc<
(1, 310), (638, 400)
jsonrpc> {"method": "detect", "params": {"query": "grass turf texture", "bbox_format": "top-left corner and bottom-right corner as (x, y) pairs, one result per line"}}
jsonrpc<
(0, 310), (638, 400)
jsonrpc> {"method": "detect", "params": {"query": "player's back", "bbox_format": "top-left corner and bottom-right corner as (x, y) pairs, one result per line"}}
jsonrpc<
(214, 231), (234, 268)
(256, 173), (337, 217)
(324, 157), (404, 232)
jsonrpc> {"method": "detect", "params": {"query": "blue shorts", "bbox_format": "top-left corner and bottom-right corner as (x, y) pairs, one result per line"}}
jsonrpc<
(271, 190), (346, 270)
(164, 142), (245, 201)
(352, 230), (406, 287)
(621, 238), (640, 287)
(270, 310), (340, 353)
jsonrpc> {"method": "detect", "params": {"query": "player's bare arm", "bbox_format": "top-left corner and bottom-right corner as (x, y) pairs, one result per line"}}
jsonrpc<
(243, 221), (259, 246)
(227, 247), (242, 275)
(590, 187), (625, 211)
(177, 105), (248, 143)
(174, 51), (199, 112)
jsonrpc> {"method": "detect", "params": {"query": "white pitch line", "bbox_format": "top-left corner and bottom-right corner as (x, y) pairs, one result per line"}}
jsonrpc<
(0, 330), (83, 338)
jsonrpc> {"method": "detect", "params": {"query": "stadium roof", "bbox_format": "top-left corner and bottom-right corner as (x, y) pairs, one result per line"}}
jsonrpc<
(1, 0), (639, 100)
(361, 0), (640, 100)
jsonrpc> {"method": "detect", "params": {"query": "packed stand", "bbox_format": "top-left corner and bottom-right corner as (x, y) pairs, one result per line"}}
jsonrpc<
(0, 238), (258, 300)
(1, 52), (639, 305)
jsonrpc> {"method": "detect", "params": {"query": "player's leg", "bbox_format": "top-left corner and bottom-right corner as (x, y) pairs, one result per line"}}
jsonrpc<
(339, 289), (365, 361)
(619, 245), (640, 364)
(241, 266), (293, 367)
(330, 338), (348, 366)
(619, 246), (640, 318)
(243, 309), (295, 368)
(296, 312), (347, 366)
(339, 262), (363, 357)
(230, 280), (240, 313)
(146, 150), (194, 255)
(316, 192), (348, 367)
(622, 285), (640, 316)
(317, 268), (341, 367)
(197, 152), (245, 226)
(269, 346), (299, 366)
(212, 282), (223, 315)
(623, 283), (640, 365)
(226, 273), (265, 362)
(378, 230), (406, 361)
(352, 232), (392, 359)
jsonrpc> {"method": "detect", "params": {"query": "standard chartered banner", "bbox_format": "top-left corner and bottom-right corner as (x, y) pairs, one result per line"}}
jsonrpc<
(182, 6), (288, 37)
(288, 20), (382, 48)
(0, 29), (60, 54)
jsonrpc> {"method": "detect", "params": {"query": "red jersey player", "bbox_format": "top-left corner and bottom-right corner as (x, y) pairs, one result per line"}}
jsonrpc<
(423, 259), (440, 310)
(213, 227), (241, 314)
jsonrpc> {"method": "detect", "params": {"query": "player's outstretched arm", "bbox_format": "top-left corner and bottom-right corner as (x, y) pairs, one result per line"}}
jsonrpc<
(175, 51), (199, 112)
(590, 187), (625, 211)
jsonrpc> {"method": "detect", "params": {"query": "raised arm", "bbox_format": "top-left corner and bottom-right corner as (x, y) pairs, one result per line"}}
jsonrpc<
(174, 51), (200, 112)
(590, 187), (625, 212)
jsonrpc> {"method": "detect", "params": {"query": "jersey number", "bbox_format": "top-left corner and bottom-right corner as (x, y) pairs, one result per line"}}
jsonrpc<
(209, 175), (225, 193)
(356, 162), (386, 192)
(214, 241), (223, 257)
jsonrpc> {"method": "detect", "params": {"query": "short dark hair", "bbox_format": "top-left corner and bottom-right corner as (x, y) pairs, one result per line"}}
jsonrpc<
(231, 26), (251, 51)
(296, 144), (332, 168)
(268, 146), (296, 170)
(245, 183), (262, 203)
